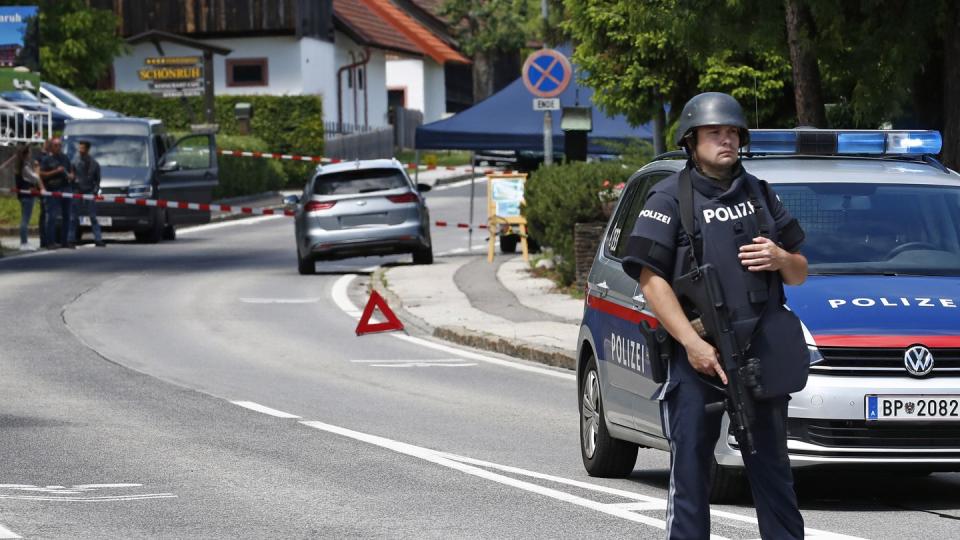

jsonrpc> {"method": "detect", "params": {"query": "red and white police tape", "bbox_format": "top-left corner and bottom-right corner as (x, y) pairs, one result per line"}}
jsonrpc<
(434, 220), (488, 230)
(3, 188), (499, 228)
(1, 187), (297, 217)
(216, 148), (511, 174)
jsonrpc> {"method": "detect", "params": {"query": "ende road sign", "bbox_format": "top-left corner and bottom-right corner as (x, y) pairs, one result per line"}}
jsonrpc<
(533, 98), (560, 111)
(522, 49), (571, 99)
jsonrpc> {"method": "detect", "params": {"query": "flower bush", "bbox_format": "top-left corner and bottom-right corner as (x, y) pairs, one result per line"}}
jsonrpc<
(597, 179), (626, 203)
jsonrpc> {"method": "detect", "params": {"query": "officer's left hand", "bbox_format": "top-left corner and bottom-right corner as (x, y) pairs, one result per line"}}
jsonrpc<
(738, 237), (787, 272)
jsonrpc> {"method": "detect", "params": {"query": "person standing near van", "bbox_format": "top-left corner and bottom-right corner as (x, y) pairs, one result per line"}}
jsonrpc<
(39, 137), (75, 249)
(1, 144), (43, 250)
(72, 140), (105, 247)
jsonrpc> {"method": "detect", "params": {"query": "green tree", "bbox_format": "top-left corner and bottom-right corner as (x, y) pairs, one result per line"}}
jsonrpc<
(441, 0), (535, 101)
(0, 0), (128, 88)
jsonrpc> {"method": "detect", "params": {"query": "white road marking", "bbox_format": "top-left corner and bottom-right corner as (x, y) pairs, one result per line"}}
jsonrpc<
(297, 419), (863, 540)
(370, 362), (477, 368)
(299, 419), (681, 534)
(436, 243), (491, 256)
(392, 334), (575, 381)
(239, 297), (322, 304)
(230, 401), (301, 419)
(0, 494), (176, 502)
(178, 214), (283, 235)
(0, 524), (20, 539)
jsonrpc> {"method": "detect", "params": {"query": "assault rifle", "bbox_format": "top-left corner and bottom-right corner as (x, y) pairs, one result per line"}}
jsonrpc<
(672, 263), (762, 456)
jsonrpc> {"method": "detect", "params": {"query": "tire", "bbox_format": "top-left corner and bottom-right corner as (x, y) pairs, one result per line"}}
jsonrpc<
(500, 234), (518, 254)
(580, 354), (639, 477)
(136, 210), (164, 243)
(412, 245), (434, 265)
(297, 245), (315, 275)
(709, 460), (749, 503)
(162, 224), (176, 241)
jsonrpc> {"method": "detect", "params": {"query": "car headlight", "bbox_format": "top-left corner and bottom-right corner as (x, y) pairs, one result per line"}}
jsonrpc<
(127, 184), (153, 199)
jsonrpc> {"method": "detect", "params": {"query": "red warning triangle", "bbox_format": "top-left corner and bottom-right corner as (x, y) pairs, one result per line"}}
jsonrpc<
(355, 290), (405, 336)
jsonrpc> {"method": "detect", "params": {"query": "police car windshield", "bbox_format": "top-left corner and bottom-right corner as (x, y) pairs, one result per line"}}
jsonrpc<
(65, 135), (149, 168)
(775, 183), (960, 276)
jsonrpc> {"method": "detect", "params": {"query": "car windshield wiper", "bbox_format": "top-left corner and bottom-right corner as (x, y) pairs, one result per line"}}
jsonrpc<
(358, 187), (388, 193)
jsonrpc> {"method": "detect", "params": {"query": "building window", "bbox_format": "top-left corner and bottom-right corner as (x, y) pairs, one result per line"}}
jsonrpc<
(226, 58), (268, 87)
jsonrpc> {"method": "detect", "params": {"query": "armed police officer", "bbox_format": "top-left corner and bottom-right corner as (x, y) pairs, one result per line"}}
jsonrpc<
(622, 92), (809, 539)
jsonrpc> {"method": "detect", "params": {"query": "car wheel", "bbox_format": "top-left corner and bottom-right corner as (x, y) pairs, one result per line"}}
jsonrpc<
(412, 245), (434, 265)
(162, 224), (176, 241)
(297, 245), (316, 275)
(580, 354), (639, 477)
(709, 460), (749, 503)
(500, 234), (518, 254)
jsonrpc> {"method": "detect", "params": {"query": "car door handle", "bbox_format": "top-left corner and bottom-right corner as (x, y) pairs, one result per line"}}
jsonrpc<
(595, 281), (609, 297)
(632, 294), (647, 310)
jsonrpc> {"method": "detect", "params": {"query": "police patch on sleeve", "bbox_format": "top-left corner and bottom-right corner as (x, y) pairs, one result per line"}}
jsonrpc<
(622, 191), (680, 280)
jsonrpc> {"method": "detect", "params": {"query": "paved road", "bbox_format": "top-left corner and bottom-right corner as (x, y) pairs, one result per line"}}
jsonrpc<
(1, 181), (958, 539)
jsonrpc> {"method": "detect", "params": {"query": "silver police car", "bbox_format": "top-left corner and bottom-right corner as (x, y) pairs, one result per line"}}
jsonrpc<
(287, 159), (434, 274)
(578, 129), (960, 501)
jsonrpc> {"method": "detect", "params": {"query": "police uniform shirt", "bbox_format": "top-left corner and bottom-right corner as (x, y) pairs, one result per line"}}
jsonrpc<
(622, 161), (805, 283)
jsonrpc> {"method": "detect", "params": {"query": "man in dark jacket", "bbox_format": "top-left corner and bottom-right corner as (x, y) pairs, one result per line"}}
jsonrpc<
(72, 140), (105, 247)
(39, 137), (74, 249)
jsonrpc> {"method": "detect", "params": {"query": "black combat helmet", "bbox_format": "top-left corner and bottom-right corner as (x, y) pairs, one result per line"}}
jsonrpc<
(675, 92), (750, 149)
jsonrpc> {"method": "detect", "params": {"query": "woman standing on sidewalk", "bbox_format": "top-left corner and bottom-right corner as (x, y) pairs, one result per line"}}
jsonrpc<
(1, 144), (43, 251)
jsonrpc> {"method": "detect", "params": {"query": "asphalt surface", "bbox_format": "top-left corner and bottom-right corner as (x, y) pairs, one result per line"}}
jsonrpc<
(1, 179), (958, 539)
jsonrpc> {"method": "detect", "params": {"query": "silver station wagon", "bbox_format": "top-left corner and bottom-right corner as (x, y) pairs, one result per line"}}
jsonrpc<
(287, 159), (434, 274)
(577, 129), (960, 501)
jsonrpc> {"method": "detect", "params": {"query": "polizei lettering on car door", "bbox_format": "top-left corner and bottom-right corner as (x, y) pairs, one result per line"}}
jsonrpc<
(828, 297), (958, 309)
(702, 201), (756, 224)
(609, 332), (647, 374)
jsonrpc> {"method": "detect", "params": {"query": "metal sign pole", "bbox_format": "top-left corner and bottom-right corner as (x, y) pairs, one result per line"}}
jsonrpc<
(543, 111), (553, 165)
(468, 151), (476, 251)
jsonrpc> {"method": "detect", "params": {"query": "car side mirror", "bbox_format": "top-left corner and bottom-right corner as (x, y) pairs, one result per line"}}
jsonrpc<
(282, 194), (300, 206)
(159, 160), (178, 172)
(417, 183), (432, 193)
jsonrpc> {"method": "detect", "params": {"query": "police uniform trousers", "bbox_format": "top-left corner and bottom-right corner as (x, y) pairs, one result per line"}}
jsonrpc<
(658, 352), (804, 539)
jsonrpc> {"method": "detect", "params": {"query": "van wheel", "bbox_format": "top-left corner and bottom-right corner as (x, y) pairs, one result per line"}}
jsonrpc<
(580, 354), (638, 477)
(136, 210), (164, 243)
(710, 461), (749, 503)
(162, 224), (176, 241)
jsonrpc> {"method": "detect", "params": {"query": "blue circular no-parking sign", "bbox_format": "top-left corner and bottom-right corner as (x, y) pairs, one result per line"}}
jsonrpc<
(522, 49), (572, 98)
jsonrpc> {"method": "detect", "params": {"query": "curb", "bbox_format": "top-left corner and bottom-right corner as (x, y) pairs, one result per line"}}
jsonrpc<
(370, 266), (576, 371)
(417, 171), (485, 188)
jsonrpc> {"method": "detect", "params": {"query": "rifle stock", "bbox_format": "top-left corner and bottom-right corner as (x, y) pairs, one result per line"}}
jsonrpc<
(672, 264), (760, 455)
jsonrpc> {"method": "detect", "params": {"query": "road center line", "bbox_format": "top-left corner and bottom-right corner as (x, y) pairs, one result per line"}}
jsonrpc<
(230, 401), (301, 419)
(178, 214), (283, 235)
(0, 524), (20, 539)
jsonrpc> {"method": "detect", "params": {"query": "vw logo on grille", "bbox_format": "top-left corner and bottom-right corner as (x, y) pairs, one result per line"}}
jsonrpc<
(904, 345), (935, 377)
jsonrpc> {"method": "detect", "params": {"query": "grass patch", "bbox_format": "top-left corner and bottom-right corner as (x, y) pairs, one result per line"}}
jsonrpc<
(0, 197), (40, 228)
(394, 150), (472, 167)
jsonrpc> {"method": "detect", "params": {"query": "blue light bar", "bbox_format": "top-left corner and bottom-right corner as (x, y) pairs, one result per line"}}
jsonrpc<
(747, 131), (797, 154)
(837, 132), (884, 154)
(886, 131), (942, 155)
(745, 129), (942, 156)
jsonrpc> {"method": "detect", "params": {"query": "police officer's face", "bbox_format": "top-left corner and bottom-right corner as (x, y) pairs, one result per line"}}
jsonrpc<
(694, 125), (740, 171)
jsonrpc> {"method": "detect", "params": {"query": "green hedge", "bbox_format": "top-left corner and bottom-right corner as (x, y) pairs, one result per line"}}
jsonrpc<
(525, 161), (635, 285)
(213, 135), (286, 200)
(74, 91), (322, 187)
